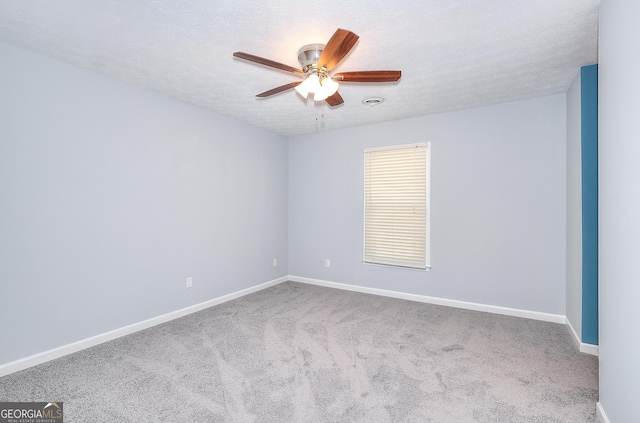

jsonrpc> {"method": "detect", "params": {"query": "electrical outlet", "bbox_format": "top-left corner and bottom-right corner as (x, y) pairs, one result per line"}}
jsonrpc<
(186, 277), (193, 288)
(325, 259), (331, 268)
(273, 258), (277, 267)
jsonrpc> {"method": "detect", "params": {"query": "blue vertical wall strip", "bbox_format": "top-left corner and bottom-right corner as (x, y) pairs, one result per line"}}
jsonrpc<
(581, 64), (598, 345)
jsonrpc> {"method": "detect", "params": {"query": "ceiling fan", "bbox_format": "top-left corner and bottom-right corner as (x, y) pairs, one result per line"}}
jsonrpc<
(233, 28), (401, 106)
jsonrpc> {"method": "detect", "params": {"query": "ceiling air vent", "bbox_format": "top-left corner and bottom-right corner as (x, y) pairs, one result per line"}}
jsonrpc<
(362, 97), (384, 107)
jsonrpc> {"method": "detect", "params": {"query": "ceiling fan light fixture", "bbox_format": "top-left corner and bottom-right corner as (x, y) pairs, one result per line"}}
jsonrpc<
(234, 29), (400, 108)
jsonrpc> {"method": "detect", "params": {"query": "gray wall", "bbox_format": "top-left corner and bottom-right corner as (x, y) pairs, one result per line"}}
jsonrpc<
(566, 71), (583, 338)
(598, 0), (640, 420)
(289, 95), (567, 314)
(0, 42), (289, 365)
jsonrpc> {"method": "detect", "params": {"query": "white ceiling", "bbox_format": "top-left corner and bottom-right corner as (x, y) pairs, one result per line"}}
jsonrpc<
(0, 0), (599, 137)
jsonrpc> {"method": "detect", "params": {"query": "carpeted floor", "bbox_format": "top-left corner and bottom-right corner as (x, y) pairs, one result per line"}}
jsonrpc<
(0, 281), (599, 422)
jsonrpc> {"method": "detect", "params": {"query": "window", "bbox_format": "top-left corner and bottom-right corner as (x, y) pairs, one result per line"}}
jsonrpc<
(363, 143), (430, 270)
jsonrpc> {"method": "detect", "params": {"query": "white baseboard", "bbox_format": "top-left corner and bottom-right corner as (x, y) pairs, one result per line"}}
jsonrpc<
(289, 275), (566, 324)
(596, 402), (611, 423)
(566, 318), (600, 356)
(0, 276), (289, 377)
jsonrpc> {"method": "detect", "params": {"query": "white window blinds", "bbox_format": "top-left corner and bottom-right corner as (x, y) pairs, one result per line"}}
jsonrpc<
(363, 143), (430, 270)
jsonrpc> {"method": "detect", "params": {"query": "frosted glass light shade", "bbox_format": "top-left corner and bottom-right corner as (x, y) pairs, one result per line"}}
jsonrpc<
(313, 89), (330, 101)
(295, 73), (321, 98)
(313, 77), (339, 101)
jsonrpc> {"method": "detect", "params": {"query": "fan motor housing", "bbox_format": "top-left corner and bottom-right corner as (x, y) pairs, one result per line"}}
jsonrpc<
(297, 43), (325, 73)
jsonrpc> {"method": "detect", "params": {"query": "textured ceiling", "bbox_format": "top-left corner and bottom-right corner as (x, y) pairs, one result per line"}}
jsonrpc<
(0, 0), (599, 136)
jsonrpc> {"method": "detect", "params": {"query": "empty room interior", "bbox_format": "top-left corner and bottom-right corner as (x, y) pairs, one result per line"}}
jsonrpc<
(1, 1), (639, 422)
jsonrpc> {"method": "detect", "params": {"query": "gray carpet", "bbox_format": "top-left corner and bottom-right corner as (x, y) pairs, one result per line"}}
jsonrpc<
(0, 281), (598, 422)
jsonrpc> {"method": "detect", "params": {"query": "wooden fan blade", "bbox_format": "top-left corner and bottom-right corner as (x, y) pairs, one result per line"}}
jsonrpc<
(233, 52), (303, 75)
(256, 81), (302, 97)
(325, 91), (344, 107)
(318, 29), (359, 71)
(334, 71), (402, 82)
